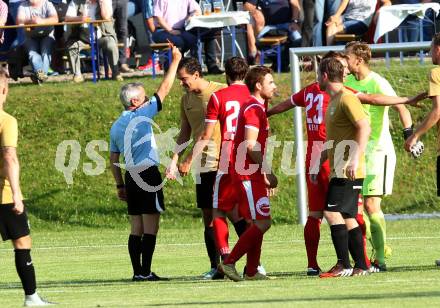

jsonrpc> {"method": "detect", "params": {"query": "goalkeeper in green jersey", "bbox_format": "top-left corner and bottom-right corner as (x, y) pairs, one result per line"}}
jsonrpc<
(344, 41), (416, 272)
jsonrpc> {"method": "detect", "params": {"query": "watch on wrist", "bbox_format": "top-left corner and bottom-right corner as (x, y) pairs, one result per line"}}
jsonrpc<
(291, 19), (300, 24)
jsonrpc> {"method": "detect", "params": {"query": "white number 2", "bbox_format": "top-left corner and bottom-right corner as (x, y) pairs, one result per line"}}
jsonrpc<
(305, 93), (324, 125)
(225, 101), (240, 139)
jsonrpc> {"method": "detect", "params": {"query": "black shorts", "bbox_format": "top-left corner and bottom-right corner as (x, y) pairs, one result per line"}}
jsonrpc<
(325, 178), (364, 218)
(196, 171), (217, 209)
(125, 166), (165, 215)
(437, 156), (440, 197)
(0, 203), (30, 241)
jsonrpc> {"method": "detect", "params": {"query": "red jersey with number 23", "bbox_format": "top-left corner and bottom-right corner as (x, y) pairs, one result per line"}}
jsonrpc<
(205, 84), (251, 172)
(291, 82), (357, 168)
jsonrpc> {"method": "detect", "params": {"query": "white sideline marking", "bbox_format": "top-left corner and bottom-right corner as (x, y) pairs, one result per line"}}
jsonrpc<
(0, 236), (439, 251)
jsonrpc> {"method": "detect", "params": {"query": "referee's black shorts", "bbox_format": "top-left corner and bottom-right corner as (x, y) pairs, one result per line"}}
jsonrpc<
(0, 203), (30, 241)
(325, 178), (364, 218)
(125, 166), (165, 215)
(196, 171), (217, 209)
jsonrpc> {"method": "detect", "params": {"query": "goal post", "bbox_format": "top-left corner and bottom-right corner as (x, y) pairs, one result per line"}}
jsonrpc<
(289, 41), (432, 226)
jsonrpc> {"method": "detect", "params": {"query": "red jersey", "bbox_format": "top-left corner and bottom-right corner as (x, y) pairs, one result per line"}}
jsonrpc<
(290, 82), (328, 143)
(206, 83), (250, 172)
(291, 82), (357, 167)
(232, 96), (269, 182)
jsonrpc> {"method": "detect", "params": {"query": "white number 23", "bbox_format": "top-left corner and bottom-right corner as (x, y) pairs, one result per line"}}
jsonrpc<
(305, 93), (324, 125)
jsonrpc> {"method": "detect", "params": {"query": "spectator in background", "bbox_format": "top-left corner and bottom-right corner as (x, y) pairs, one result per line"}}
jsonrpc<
(398, 0), (435, 43)
(313, 0), (341, 46)
(0, 0), (7, 44)
(8, 0), (26, 48)
(152, 0), (198, 55)
(113, 0), (134, 72)
(127, 0), (155, 32)
(128, 0), (160, 71)
(127, 0), (159, 71)
(16, 0), (59, 84)
(49, 0), (68, 74)
(153, 0), (223, 74)
(325, 0), (377, 46)
(65, 0), (122, 82)
(245, 0), (302, 71)
(301, 0), (315, 47)
(243, 1), (264, 64)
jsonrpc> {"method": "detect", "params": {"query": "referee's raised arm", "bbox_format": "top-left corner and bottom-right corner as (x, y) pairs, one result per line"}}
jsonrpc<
(156, 46), (182, 103)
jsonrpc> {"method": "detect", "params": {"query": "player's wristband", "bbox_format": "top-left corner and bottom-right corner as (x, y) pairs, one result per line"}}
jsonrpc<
(116, 184), (125, 189)
(402, 126), (414, 140)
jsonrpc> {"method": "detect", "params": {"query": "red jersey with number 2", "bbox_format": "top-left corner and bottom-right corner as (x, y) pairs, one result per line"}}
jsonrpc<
(206, 84), (251, 172)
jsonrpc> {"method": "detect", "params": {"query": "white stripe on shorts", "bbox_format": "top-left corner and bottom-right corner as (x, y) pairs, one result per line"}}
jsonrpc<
(155, 194), (164, 213)
(213, 172), (224, 209)
(242, 180), (256, 220)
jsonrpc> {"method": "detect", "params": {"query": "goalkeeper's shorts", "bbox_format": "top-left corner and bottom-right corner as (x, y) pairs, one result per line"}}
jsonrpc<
(363, 148), (396, 196)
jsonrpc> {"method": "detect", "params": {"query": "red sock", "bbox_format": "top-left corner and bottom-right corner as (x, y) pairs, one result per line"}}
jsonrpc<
(213, 217), (230, 256)
(245, 231), (263, 276)
(356, 213), (371, 268)
(225, 225), (263, 265)
(304, 216), (321, 269)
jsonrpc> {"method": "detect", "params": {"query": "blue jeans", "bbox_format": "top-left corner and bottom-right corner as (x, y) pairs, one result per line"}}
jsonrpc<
(342, 17), (368, 36)
(152, 29), (218, 69)
(8, 2), (25, 48)
(152, 29), (197, 54)
(23, 36), (55, 74)
(399, 10), (435, 42)
(313, 0), (341, 46)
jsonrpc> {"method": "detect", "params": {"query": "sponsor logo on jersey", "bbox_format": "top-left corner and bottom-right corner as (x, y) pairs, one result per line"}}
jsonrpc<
(255, 197), (271, 216)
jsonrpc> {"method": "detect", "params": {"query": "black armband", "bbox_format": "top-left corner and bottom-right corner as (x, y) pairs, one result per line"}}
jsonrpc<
(402, 126), (414, 140)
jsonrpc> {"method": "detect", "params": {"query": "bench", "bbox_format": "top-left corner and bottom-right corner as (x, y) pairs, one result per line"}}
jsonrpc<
(334, 34), (362, 44)
(257, 35), (288, 74)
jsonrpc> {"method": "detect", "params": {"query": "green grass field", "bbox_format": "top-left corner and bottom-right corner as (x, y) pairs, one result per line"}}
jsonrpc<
(1, 220), (440, 307)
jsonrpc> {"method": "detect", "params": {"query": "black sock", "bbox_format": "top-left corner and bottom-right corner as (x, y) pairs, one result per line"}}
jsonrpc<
(233, 219), (247, 237)
(204, 226), (219, 269)
(15, 249), (36, 295)
(330, 224), (350, 268)
(128, 234), (142, 276)
(348, 227), (368, 270)
(141, 234), (157, 276)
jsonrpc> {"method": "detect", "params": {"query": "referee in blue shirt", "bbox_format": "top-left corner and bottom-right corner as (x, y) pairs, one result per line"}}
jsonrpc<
(110, 46), (181, 281)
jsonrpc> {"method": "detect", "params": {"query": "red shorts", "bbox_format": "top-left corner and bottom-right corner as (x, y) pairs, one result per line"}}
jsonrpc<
(213, 172), (239, 212)
(306, 160), (330, 212)
(238, 180), (271, 220)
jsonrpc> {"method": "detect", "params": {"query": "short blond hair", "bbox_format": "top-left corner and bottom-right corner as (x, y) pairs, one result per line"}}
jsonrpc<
(345, 41), (371, 64)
